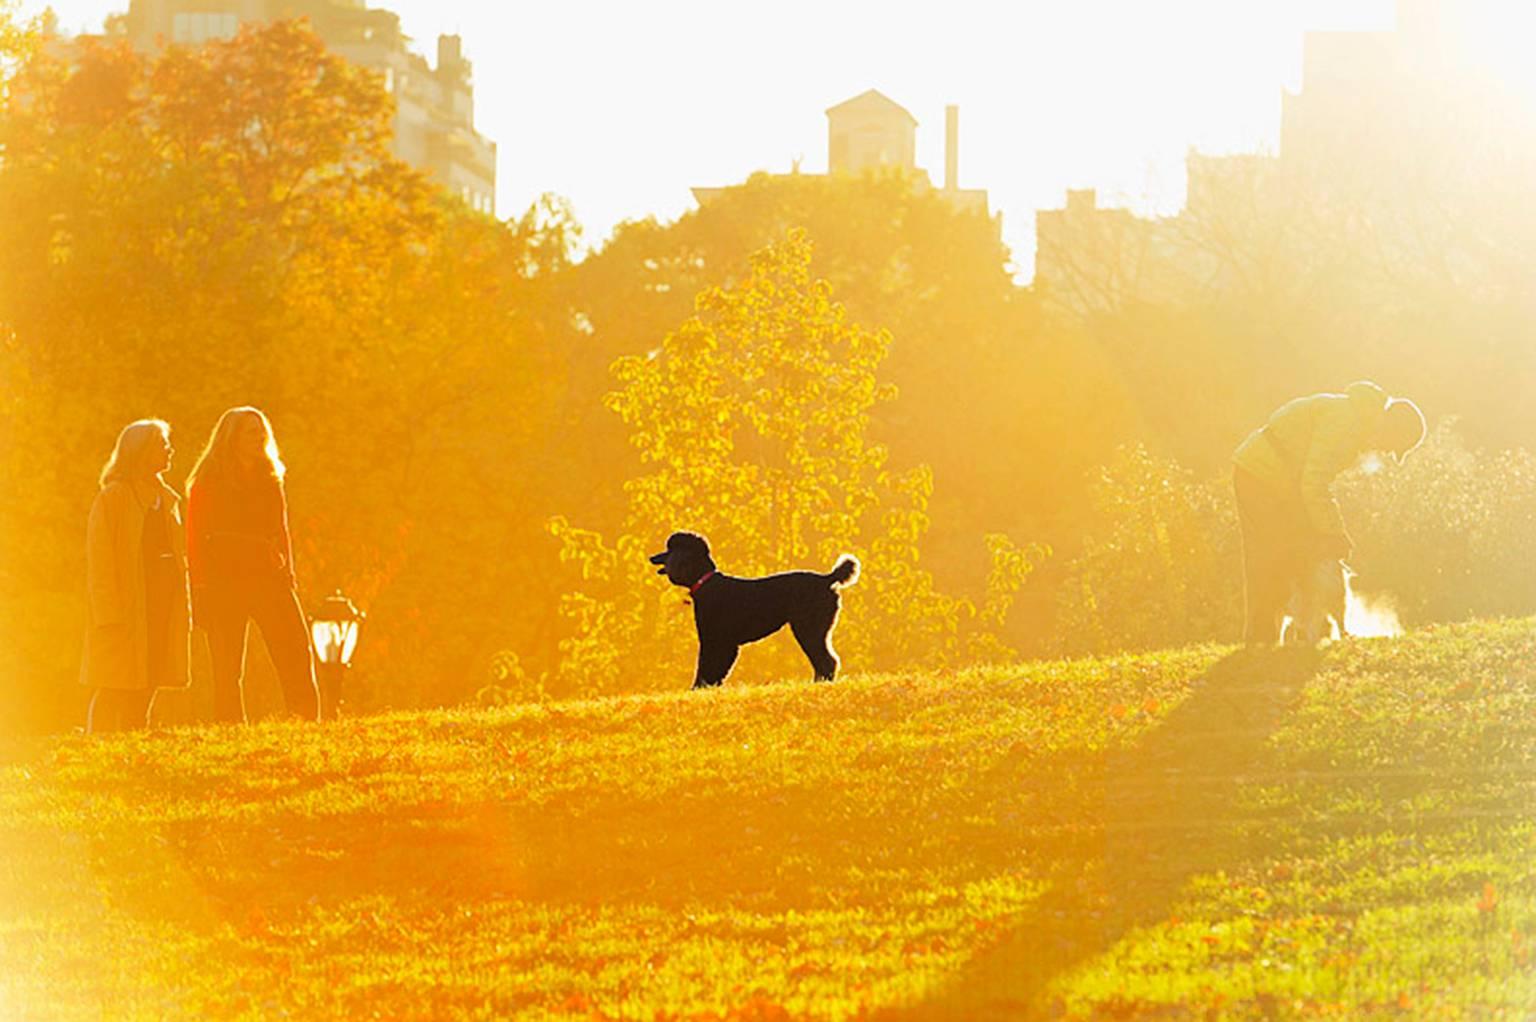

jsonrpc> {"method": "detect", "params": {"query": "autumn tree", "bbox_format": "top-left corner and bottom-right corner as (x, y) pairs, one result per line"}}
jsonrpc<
(548, 231), (1041, 697)
(0, 1), (33, 96)
(544, 171), (1127, 652)
(0, 21), (573, 729)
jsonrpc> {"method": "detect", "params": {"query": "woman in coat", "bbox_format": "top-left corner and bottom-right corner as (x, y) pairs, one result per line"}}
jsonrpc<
(186, 407), (319, 723)
(81, 419), (191, 733)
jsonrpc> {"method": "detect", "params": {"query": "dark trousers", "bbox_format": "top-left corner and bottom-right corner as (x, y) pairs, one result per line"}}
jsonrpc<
(1234, 467), (1313, 645)
(86, 688), (155, 733)
(205, 584), (319, 724)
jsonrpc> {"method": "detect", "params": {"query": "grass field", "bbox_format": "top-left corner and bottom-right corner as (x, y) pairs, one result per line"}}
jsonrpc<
(3, 620), (1536, 1019)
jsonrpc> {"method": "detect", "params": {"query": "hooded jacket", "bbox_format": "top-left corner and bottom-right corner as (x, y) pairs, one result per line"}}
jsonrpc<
(1232, 381), (1390, 538)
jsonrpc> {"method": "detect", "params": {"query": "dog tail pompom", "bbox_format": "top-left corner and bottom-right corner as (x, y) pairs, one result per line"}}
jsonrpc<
(828, 555), (861, 588)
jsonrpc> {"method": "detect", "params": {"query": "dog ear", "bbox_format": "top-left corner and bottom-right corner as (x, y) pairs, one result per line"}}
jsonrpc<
(672, 532), (709, 555)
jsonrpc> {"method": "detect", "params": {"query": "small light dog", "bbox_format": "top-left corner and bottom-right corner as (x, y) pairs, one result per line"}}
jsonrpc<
(1284, 558), (1349, 646)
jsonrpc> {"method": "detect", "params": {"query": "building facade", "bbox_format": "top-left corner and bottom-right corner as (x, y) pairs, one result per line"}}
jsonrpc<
(1033, 188), (1161, 319)
(826, 89), (917, 176)
(1278, 0), (1466, 200)
(122, 0), (496, 214)
(693, 89), (996, 228)
(1032, 0), (1489, 316)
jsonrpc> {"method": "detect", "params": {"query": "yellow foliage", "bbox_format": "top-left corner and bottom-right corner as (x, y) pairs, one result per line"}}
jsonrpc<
(0, 22), (573, 727)
(0, 1), (33, 89)
(1056, 445), (1241, 654)
(550, 230), (1041, 695)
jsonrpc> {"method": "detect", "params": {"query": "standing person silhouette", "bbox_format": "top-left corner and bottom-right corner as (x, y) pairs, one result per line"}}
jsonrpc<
(1232, 381), (1426, 646)
(186, 408), (319, 723)
(81, 420), (191, 733)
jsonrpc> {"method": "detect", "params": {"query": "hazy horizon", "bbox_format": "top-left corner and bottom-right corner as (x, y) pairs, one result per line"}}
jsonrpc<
(17, 0), (1432, 275)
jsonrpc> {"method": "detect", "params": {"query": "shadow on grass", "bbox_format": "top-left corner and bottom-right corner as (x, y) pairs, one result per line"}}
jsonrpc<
(70, 752), (1104, 927)
(881, 645), (1322, 1021)
(11, 646), (1316, 1005)
(47, 739), (1114, 936)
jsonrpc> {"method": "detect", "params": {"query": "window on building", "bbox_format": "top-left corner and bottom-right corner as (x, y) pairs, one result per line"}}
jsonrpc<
(172, 12), (239, 45)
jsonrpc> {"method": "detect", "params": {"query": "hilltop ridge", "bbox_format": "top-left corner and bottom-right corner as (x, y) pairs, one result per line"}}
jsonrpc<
(3, 621), (1536, 1018)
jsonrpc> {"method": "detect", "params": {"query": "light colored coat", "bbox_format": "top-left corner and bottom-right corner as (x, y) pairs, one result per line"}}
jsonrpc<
(79, 480), (191, 692)
(1232, 381), (1390, 538)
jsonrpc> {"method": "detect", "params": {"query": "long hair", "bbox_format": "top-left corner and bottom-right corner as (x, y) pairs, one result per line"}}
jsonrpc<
(99, 419), (171, 489)
(186, 407), (287, 492)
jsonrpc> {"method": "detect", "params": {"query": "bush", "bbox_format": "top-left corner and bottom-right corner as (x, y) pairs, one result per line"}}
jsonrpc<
(1056, 445), (1242, 654)
(1339, 423), (1536, 625)
(548, 231), (1043, 696)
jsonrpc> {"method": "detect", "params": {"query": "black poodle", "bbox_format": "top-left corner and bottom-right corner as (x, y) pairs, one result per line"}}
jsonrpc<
(649, 532), (860, 689)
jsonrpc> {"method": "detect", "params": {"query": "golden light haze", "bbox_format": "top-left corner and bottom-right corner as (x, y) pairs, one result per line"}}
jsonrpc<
(24, 0), (1424, 273)
(10, 1), (1536, 1016)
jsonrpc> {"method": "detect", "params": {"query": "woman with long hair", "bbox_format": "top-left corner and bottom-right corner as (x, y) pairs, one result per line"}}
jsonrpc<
(186, 407), (319, 723)
(81, 419), (192, 732)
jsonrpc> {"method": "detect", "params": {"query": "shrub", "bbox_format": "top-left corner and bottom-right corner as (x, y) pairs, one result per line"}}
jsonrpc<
(1056, 444), (1242, 654)
(548, 231), (1043, 696)
(1339, 423), (1536, 625)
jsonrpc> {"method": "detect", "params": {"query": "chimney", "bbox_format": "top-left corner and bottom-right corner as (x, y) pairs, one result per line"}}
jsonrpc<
(944, 105), (959, 191)
(438, 33), (463, 71)
(1066, 189), (1097, 213)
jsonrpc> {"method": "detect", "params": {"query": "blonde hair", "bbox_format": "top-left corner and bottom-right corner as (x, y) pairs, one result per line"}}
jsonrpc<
(99, 419), (171, 489)
(187, 407), (287, 491)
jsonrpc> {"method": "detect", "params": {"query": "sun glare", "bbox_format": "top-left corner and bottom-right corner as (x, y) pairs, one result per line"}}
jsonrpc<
(9, 0), (1536, 1017)
(1439, 3), (1536, 104)
(1345, 574), (1406, 640)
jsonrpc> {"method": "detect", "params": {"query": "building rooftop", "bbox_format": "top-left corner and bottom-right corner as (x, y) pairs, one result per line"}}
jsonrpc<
(825, 89), (918, 125)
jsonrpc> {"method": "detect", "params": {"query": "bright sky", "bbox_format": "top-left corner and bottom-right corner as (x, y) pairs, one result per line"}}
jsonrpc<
(27, 0), (1408, 275)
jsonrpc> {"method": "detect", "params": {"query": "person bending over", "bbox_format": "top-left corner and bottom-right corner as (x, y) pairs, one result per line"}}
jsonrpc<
(1232, 381), (1425, 646)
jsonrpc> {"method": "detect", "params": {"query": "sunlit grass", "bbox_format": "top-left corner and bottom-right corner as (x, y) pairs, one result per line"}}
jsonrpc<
(3, 622), (1536, 1018)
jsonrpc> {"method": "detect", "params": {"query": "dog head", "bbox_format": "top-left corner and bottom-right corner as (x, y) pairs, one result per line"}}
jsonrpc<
(649, 532), (715, 588)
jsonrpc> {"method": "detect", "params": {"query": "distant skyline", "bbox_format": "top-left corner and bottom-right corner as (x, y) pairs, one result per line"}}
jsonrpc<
(20, 1), (1426, 276)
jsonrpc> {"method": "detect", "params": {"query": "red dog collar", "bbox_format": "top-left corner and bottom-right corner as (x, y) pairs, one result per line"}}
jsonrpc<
(689, 571), (716, 596)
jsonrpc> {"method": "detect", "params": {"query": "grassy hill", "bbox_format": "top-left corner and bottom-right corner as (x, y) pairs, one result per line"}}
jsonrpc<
(3, 620), (1536, 1019)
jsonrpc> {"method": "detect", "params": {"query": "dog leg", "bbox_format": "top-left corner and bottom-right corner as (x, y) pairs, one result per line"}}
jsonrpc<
(692, 642), (740, 690)
(1330, 563), (1349, 640)
(791, 614), (839, 682)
